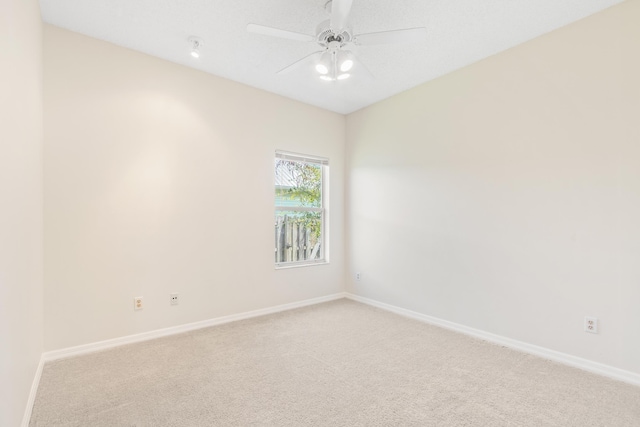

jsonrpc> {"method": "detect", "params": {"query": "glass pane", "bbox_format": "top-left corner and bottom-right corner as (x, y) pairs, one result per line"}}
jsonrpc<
(275, 159), (322, 208)
(275, 210), (322, 263)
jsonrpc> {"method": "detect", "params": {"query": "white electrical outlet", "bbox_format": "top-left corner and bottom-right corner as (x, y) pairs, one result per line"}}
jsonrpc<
(584, 316), (598, 334)
(170, 293), (179, 306)
(355, 272), (361, 281)
(134, 296), (144, 311)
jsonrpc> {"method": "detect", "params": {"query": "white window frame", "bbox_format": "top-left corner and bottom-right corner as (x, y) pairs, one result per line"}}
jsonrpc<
(275, 151), (329, 268)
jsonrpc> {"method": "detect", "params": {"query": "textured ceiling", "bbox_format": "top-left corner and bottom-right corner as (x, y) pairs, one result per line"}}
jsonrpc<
(39, 0), (622, 114)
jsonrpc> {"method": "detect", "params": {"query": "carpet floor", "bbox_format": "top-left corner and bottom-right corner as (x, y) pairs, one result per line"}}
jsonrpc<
(30, 299), (640, 426)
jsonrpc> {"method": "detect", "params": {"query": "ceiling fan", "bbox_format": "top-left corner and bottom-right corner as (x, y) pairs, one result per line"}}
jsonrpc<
(247, 0), (427, 81)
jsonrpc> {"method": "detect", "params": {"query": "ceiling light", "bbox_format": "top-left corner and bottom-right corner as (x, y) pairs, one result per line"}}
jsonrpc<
(335, 50), (355, 76)
(316, 49), (353, 82)
(188, 36), (203, 59)
(316, 51), (333, 77)
(340, 59), (353, 72)
(315, 64), (329, 75)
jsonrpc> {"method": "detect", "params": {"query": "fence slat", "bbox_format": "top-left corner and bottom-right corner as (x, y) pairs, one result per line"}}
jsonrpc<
(275, 215), (320, 263)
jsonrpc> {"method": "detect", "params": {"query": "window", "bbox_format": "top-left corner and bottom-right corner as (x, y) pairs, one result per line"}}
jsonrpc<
(274, 151), (328, 267)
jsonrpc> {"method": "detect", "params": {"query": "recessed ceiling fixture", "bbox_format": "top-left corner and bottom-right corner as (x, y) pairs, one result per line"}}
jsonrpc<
(188, 36), (203, 59)
(247, 0), (427, 81)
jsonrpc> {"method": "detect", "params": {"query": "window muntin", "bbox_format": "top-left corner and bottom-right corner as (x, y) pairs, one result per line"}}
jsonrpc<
(275, 152), (328, 266)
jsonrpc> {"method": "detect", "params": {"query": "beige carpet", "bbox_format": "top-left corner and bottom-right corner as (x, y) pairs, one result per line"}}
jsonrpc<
(30, 299), (640, 426)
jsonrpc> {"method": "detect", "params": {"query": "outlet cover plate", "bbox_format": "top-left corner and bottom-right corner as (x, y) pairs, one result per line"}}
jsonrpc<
(584, 316), (598, 334)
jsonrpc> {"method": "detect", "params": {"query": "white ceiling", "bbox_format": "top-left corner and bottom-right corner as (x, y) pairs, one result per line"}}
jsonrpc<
(39, 0), (622, 114)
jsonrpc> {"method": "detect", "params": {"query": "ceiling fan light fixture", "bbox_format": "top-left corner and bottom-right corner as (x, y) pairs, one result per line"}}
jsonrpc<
(340, 59), (353, 72)
(247, 0), (429, 86)
(336, 50), (355, 72)
(315, 64), (329, 75)
(316, 50), (334, 76)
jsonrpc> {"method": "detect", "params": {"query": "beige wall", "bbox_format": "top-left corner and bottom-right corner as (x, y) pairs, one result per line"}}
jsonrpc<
(43, 25), (346, 351)
(346, 1), (640, 374)
(0, 0), (44, 425)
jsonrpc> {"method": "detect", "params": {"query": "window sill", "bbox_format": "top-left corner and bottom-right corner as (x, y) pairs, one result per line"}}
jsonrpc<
(275, 260), (329, 270)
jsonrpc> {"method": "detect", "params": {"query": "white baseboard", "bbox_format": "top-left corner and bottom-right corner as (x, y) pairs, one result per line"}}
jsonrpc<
(22, 354), (45, 427)
(345, 293), (640, 387)
(43, 292), (347, 362)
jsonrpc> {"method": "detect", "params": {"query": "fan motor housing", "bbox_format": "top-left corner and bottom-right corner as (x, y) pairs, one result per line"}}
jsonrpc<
(316, 19), (352, 47)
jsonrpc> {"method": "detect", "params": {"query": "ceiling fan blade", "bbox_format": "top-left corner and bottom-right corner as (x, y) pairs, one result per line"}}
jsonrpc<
(354, 27), (427, 45)
(277, 51), (324, 74)
(247, 23), (315, 43)
(330, 0), (353, 32)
